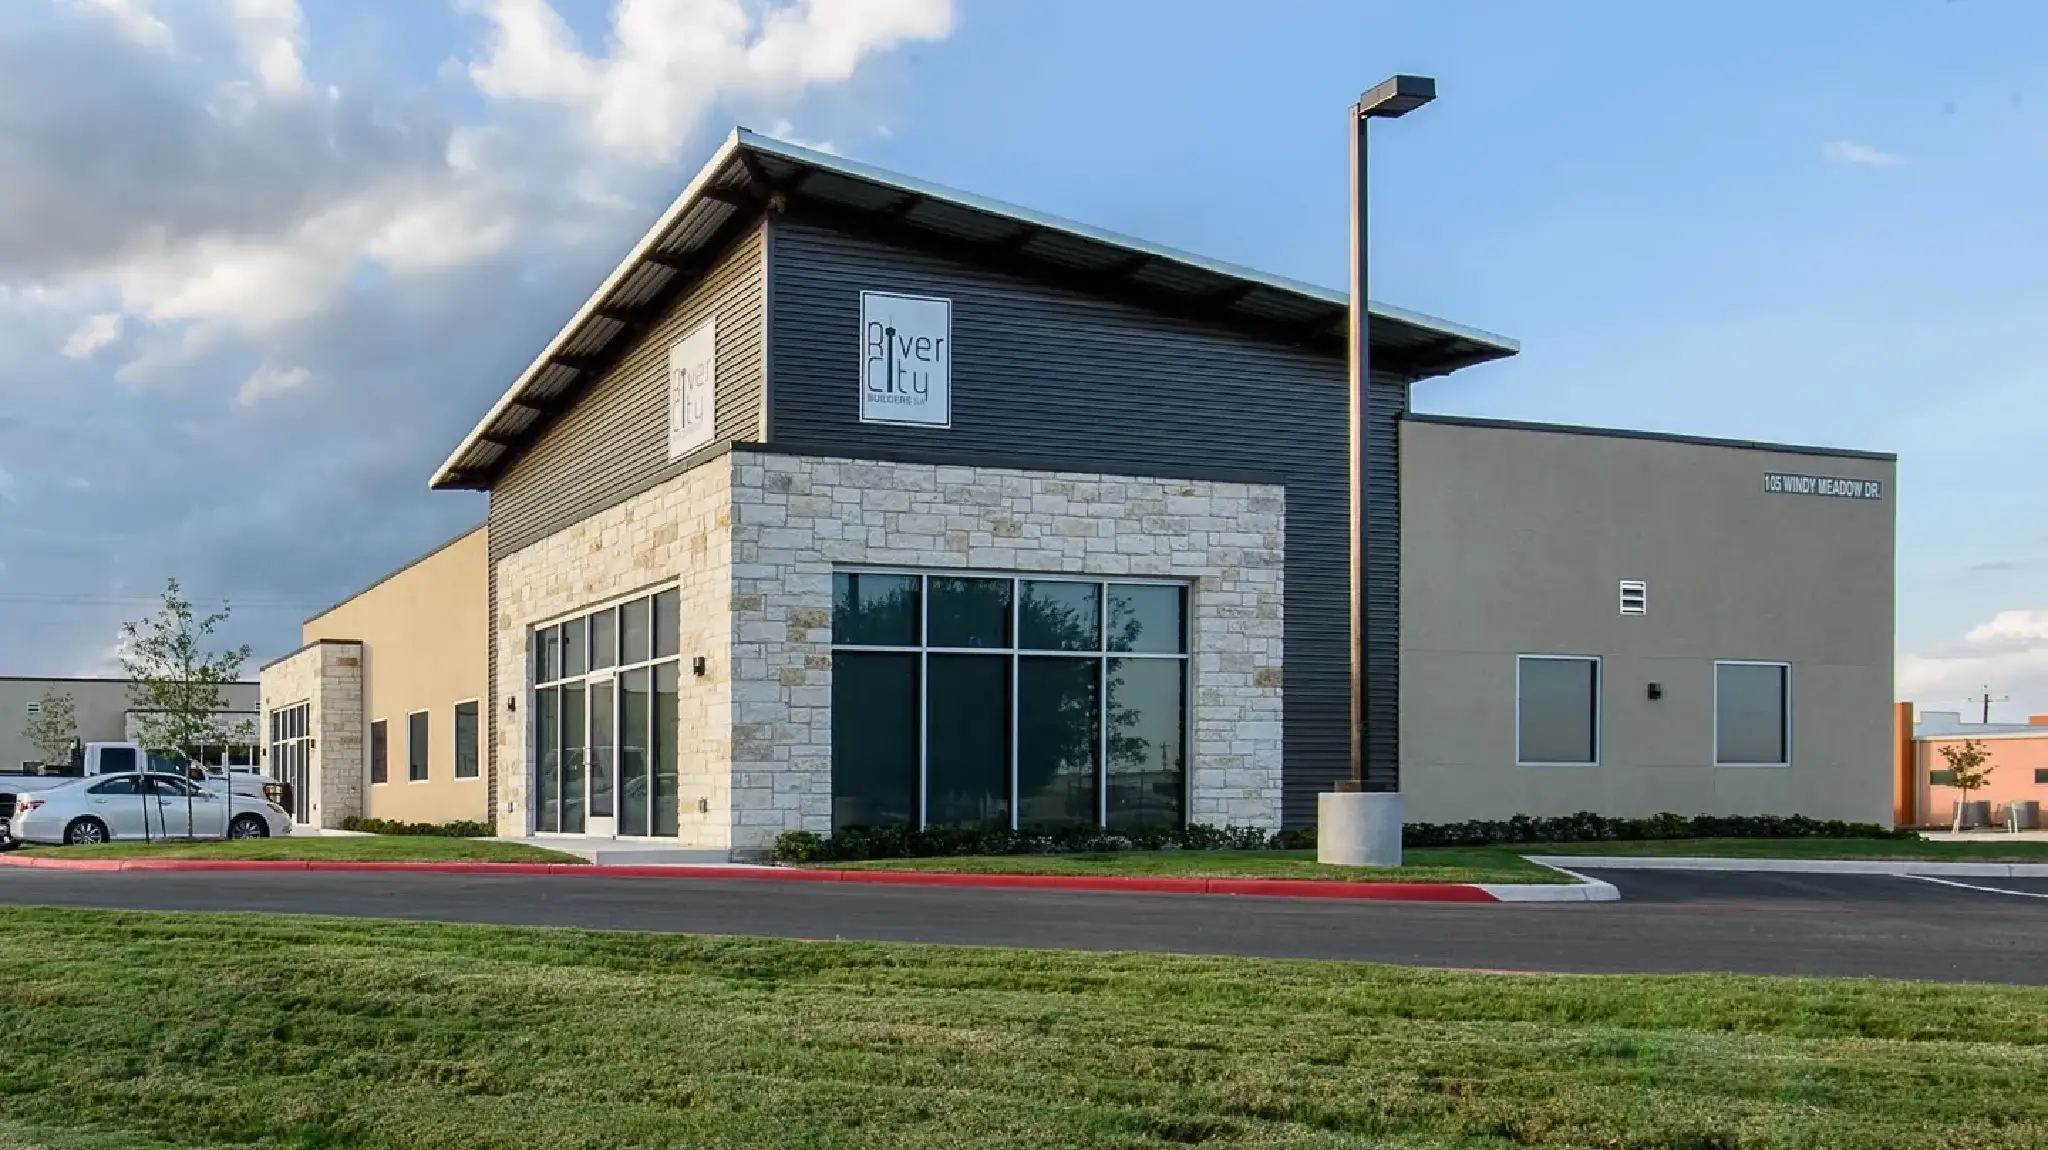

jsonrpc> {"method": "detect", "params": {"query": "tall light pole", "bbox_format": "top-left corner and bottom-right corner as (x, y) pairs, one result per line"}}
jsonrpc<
(1320, 74), (1435, 868)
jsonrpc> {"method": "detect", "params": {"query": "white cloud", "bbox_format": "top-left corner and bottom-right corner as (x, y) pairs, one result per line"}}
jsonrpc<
(767, 118), (838, 155)
(224, 0), (309, 93)
(463, 0), (953, 163)
(1898, 608), (2048, 716)
(1823, 139), (1905, 167)
(70, 0), (174, 50)
(59, 312), (122, 358)
(235, 361), (310, 406)
(0, 467), (15, 500)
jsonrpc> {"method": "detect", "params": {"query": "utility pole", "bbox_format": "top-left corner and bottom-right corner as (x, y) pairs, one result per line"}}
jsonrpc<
(1971, 687), (2010, 725)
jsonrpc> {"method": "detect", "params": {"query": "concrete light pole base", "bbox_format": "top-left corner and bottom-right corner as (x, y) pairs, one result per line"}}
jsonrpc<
(1318, 791), (1403, 867)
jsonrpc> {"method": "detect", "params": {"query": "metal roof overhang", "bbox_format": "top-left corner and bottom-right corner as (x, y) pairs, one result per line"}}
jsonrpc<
(431, 128), (1520, 491)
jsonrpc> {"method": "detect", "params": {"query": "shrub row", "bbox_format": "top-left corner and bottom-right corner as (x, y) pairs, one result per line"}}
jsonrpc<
(339, 817), (495, 839)
(773, 811), (1908, 863)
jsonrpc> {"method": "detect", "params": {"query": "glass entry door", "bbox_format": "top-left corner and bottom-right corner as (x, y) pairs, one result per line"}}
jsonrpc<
(585, 676), (616, 838)
(532, 587), (683, 839)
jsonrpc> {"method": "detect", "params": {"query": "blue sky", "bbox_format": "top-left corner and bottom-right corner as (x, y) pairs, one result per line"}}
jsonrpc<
(2, 0), (2044, 716)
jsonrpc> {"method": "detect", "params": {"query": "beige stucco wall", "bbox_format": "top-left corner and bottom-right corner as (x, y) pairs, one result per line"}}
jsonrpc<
(492, 461), (735, 847)
(302, 527), (488, 824)
(1400, 419), (1896, 825)
(257, 640), (364, 828)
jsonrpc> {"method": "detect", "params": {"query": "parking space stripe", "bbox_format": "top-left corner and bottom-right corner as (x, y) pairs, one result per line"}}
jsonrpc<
(1903, 874), (2048, 901)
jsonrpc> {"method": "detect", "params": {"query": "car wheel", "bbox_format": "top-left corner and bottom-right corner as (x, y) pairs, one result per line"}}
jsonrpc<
(64, 818), (110, 846)
(229, 814), (270, 840)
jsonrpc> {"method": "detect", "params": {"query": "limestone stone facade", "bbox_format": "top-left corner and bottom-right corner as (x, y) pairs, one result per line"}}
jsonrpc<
(726, 454), (1287, 850)
(489, 450), (1285, 857)
(256, 638), (365, 828)
(492, 459), (735, 847)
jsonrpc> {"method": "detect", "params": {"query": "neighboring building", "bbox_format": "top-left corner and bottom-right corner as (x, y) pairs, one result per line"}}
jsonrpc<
(1896, 707), (2048, 828)
(259, 128), (1899, 853)
(1, 676), (260, 773)
(259, 525), (487, 828)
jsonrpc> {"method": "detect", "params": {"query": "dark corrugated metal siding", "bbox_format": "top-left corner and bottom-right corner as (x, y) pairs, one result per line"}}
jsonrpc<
(766, 218), (1368, 826)
(490, 224), (767, 560)
(483, 223), (767, 827)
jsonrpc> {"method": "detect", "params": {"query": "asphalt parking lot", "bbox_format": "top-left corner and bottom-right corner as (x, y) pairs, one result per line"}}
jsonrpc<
(2, 864), (2043, 983)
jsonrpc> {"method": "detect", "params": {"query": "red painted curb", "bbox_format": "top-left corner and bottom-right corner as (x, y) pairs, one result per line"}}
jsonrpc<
(0, 852), (1507, 901)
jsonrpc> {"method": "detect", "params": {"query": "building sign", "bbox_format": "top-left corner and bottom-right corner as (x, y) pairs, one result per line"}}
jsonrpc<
(1762, 471), (1884, 500)
(859, 291), (951, 427)
(667, 317), (716, 459)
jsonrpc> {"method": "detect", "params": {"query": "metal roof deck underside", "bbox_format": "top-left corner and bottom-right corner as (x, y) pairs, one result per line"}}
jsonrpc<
(434, 130), (1519, 491)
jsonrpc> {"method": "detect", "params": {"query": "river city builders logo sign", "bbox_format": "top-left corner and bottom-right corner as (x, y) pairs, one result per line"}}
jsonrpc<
(859, 291), (951, 427)
(668, 317), (716, 459)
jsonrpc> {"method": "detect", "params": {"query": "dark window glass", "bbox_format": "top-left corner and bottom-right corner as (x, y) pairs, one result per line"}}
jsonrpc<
(537, 625), (561, 683)
(534, 689), (559, 833)
(454, 702), (479, 779)
(2036, 768), (2048, 785)
(1020, 581), (1100, 652)
(589, 680), (614, 818)
(562, 617), (588, 679)
(228, 745), (254, 768)
(88, 776), (143, 796)
(621, 597), (652, 665)
(1930, 770), (1959, 787)
(1717, 663), (1789, 765)
(618, 669), (649, 835)
(369, 720), (388, 785)
(928, 577), (1012, 649)
(653, 589), (680, 660)
(96, 746), (138, 774)
(926, 655), (1010, 828)
(1106, 659), (1185, 829)
(1108, 585), (1185, 654)
(1017, 656), (1100, 829)
(146, 774), (198, 797)
(590, 607), (618, 671)
(408, 712), (430, 782)
(833, 572), (920, 646)
(1518, 658), (1598, 765)
(653, 663), (679, 836)
(830, 652), (918, 831)
(561, 684), (586, 834)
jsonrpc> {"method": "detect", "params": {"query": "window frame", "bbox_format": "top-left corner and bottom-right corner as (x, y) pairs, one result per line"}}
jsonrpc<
(1514, 653), (1603, 768)
(1713, 659), (1793, 768)
(452, 699), (482, 781)
(369, 718), (389, 786)
(830, 567), (1194, 833)
(406, 709), (431, 783)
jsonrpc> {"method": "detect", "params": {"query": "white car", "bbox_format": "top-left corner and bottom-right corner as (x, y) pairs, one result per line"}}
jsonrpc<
(7, 772), (293, 846)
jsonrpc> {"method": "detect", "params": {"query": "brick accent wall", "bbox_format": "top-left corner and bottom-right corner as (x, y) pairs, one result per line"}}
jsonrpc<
(257, 639), (364, 828)
(492, 458), (735, 847)
(728, 453), (1286, 851)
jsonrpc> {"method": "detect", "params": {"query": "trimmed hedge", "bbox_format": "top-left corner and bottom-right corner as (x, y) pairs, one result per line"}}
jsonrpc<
(773, 811), (1910, 864)
(339, 817), (495, 839)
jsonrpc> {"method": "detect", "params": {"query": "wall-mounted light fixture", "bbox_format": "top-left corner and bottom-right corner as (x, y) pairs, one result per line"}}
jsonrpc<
(697, 797), (709, 814)
(692, 656), (707, 677)
(506, 695), (518, 714)
(1647, 682), (1664, 701)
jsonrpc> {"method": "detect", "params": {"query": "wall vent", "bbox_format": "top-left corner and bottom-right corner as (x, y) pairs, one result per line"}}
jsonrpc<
(23, 701), (40, 716)
(1618, 580), (1648, 616)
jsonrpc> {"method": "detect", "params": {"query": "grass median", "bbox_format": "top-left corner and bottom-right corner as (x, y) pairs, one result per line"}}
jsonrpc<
(1, 906), (2046, 1149)
(828, 847), (1573, 884)
(1519, 836), (2048, 862)
(10, 836), (583, 864)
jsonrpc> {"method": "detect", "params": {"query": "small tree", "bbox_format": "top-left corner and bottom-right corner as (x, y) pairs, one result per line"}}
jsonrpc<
(21, 689), (78, 773)
(1938, 739), (1996, 830)
(120, 578), (254, 837)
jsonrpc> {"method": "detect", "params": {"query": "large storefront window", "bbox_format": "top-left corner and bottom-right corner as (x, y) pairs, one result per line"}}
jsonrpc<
(830, 571), (1189, 834)
(533, 587), (680, 836)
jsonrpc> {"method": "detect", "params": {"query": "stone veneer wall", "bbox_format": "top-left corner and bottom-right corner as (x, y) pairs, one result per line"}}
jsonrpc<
(257, 639), (364, 829)
(727, 453), (1286, 853)
(491, 458), (735, 846)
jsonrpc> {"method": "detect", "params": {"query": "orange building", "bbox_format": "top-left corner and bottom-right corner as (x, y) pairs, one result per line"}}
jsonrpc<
(1894, 704), (2048, 828)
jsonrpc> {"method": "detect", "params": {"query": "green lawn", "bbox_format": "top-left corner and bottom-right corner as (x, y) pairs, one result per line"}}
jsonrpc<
(1, 907), (2046, 1148)
(15, 836), (582, 865)
(830, 847), (1572, 884)
(1520, 836), (2048, 862)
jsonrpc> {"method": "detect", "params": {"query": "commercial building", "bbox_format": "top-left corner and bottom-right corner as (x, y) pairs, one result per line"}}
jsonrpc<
(260, 128), (1898, 849)
(1895, 706), (2048, 828)
(1, 676), (260, 773)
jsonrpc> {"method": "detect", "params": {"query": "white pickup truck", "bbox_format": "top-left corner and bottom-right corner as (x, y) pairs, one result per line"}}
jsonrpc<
(0, 741), (287, 847)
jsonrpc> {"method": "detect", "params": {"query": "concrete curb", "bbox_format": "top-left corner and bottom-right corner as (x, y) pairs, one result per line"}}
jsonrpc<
(1525, 855), (2048, 879)
(0, 853), (1614, 903)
